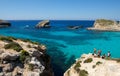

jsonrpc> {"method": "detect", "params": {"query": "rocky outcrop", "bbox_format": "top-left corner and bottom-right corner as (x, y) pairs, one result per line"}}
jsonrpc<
(64, 53), (120, 76)
(87, 19), (120, 31)
(0, 20), (11, 28)
(0, 36), (54, 76)
(67, 25), (83, 29)
(35, 20), (50, 28)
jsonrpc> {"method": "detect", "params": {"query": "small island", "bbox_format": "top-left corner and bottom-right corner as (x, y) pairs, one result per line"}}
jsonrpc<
(67, 25), (83, 29)
(35, 20), (51, 29)
(87, 19), (120, 31)
(0, 20), (11, 28)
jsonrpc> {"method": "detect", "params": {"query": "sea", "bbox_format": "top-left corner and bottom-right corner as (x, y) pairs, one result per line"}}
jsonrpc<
(0, 20), (120, 76)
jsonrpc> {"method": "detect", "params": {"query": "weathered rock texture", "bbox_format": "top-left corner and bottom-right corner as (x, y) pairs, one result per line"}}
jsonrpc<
(87, 19), (120, 31)
(36, 20), (50, 28)
(0, 36), (54, 76)
(64, 53), (120, 76)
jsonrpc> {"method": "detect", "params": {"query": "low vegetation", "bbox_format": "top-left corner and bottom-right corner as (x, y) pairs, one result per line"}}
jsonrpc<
(0, 36), (13, 42)
(28, 64), (34, 71)
(19, 50), (29, 63)
(27, 44), (32, 48)
(21, 39), (39, 45)
(96, 61), (102, 65)
(96, 19), (115, 26)
(74, 61), (81, 72)
(92, 65), (96, 68)
(84, 58), (93, 63)
(79, 70), (88, 76)
(115, 59), (120, 63)
(67, 70), (70, 76)
(111, 58), (120, 63)
(4, 42), (23, 52)
(105, 57), (111, 60)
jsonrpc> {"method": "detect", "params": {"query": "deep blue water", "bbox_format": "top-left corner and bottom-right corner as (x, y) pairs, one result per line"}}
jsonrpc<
(0, 20), (120, 76)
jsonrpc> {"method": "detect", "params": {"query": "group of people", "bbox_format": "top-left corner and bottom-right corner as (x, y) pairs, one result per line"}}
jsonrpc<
(92, 48), (111, 59)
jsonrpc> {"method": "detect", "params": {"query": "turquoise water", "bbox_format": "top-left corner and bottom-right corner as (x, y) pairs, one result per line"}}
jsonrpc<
(0, 20), (120, 76)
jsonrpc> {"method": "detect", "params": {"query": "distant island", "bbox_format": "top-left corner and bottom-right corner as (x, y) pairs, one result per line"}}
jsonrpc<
(35, 20), (51, 29)
(87, 19), (120, 31)
(0, 20), (11, 28)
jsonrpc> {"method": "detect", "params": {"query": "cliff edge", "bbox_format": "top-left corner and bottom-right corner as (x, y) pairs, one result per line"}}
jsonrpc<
(0, 36), (54, 76)
(64, 53), (120, 76)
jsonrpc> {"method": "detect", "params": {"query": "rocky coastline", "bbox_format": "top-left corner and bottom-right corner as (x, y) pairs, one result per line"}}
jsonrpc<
(87, 19), (120, 31)
(64, 53), (120, 76)
(0, 36), (54, 76)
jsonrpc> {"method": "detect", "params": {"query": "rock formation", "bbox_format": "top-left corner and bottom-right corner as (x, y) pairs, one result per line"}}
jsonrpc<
(35, 20), (50, 28)
(64, 53), (120, 76)
(0, 36), (54, 76)
(67, 25), (83, 29)
(87, 19), (120, 31)
(0, 20), (11, 28)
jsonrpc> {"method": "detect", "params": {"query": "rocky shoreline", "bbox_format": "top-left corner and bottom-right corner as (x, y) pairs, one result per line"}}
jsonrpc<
(64, 53), (120, 76)
(0, 36), (54, 76)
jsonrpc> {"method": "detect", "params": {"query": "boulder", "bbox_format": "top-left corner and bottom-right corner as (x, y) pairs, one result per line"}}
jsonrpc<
(0, 20), (11, 28)
(0, 53), (19, 61)
(13, 66), (23, 76)
(3, 63), (14, 72)
(31, 50), (43, 57)
(35, 20), (50, 28)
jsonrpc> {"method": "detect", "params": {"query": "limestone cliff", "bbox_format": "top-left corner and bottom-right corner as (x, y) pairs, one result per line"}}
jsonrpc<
(0, 36), (54, 76)
(87, 19), (120, 31)
(64, 53), (120, 76)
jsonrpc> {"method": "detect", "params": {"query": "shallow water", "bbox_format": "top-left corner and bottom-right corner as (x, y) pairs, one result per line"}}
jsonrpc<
(0, 20), (120, 76)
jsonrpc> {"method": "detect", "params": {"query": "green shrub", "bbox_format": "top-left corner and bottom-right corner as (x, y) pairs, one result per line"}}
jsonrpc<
(84, 58), (93, 63)
(19, 50), (29, 63)
(4, 42), (23, 52)
(28, 64), (34, 71)
(111, 58), (120, 63)
(116, 59), (120, 63)
(105, 57), (111, 60)
(21, 39), (39, 45)
(92, 65), (96, 68)
(67, 70), (70, 76)
(96, 19), (115, 26)
(0, 36), (13, 42)
(7, 36), (17, 40)
(79, 70), (88, 76)
(96, 61), (102, 65)
(27, 44), (31, 48)
(74, 61), (81, 70)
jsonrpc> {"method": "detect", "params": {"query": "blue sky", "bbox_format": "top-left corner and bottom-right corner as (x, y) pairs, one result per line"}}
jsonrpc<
(0, 0), (120, 20)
